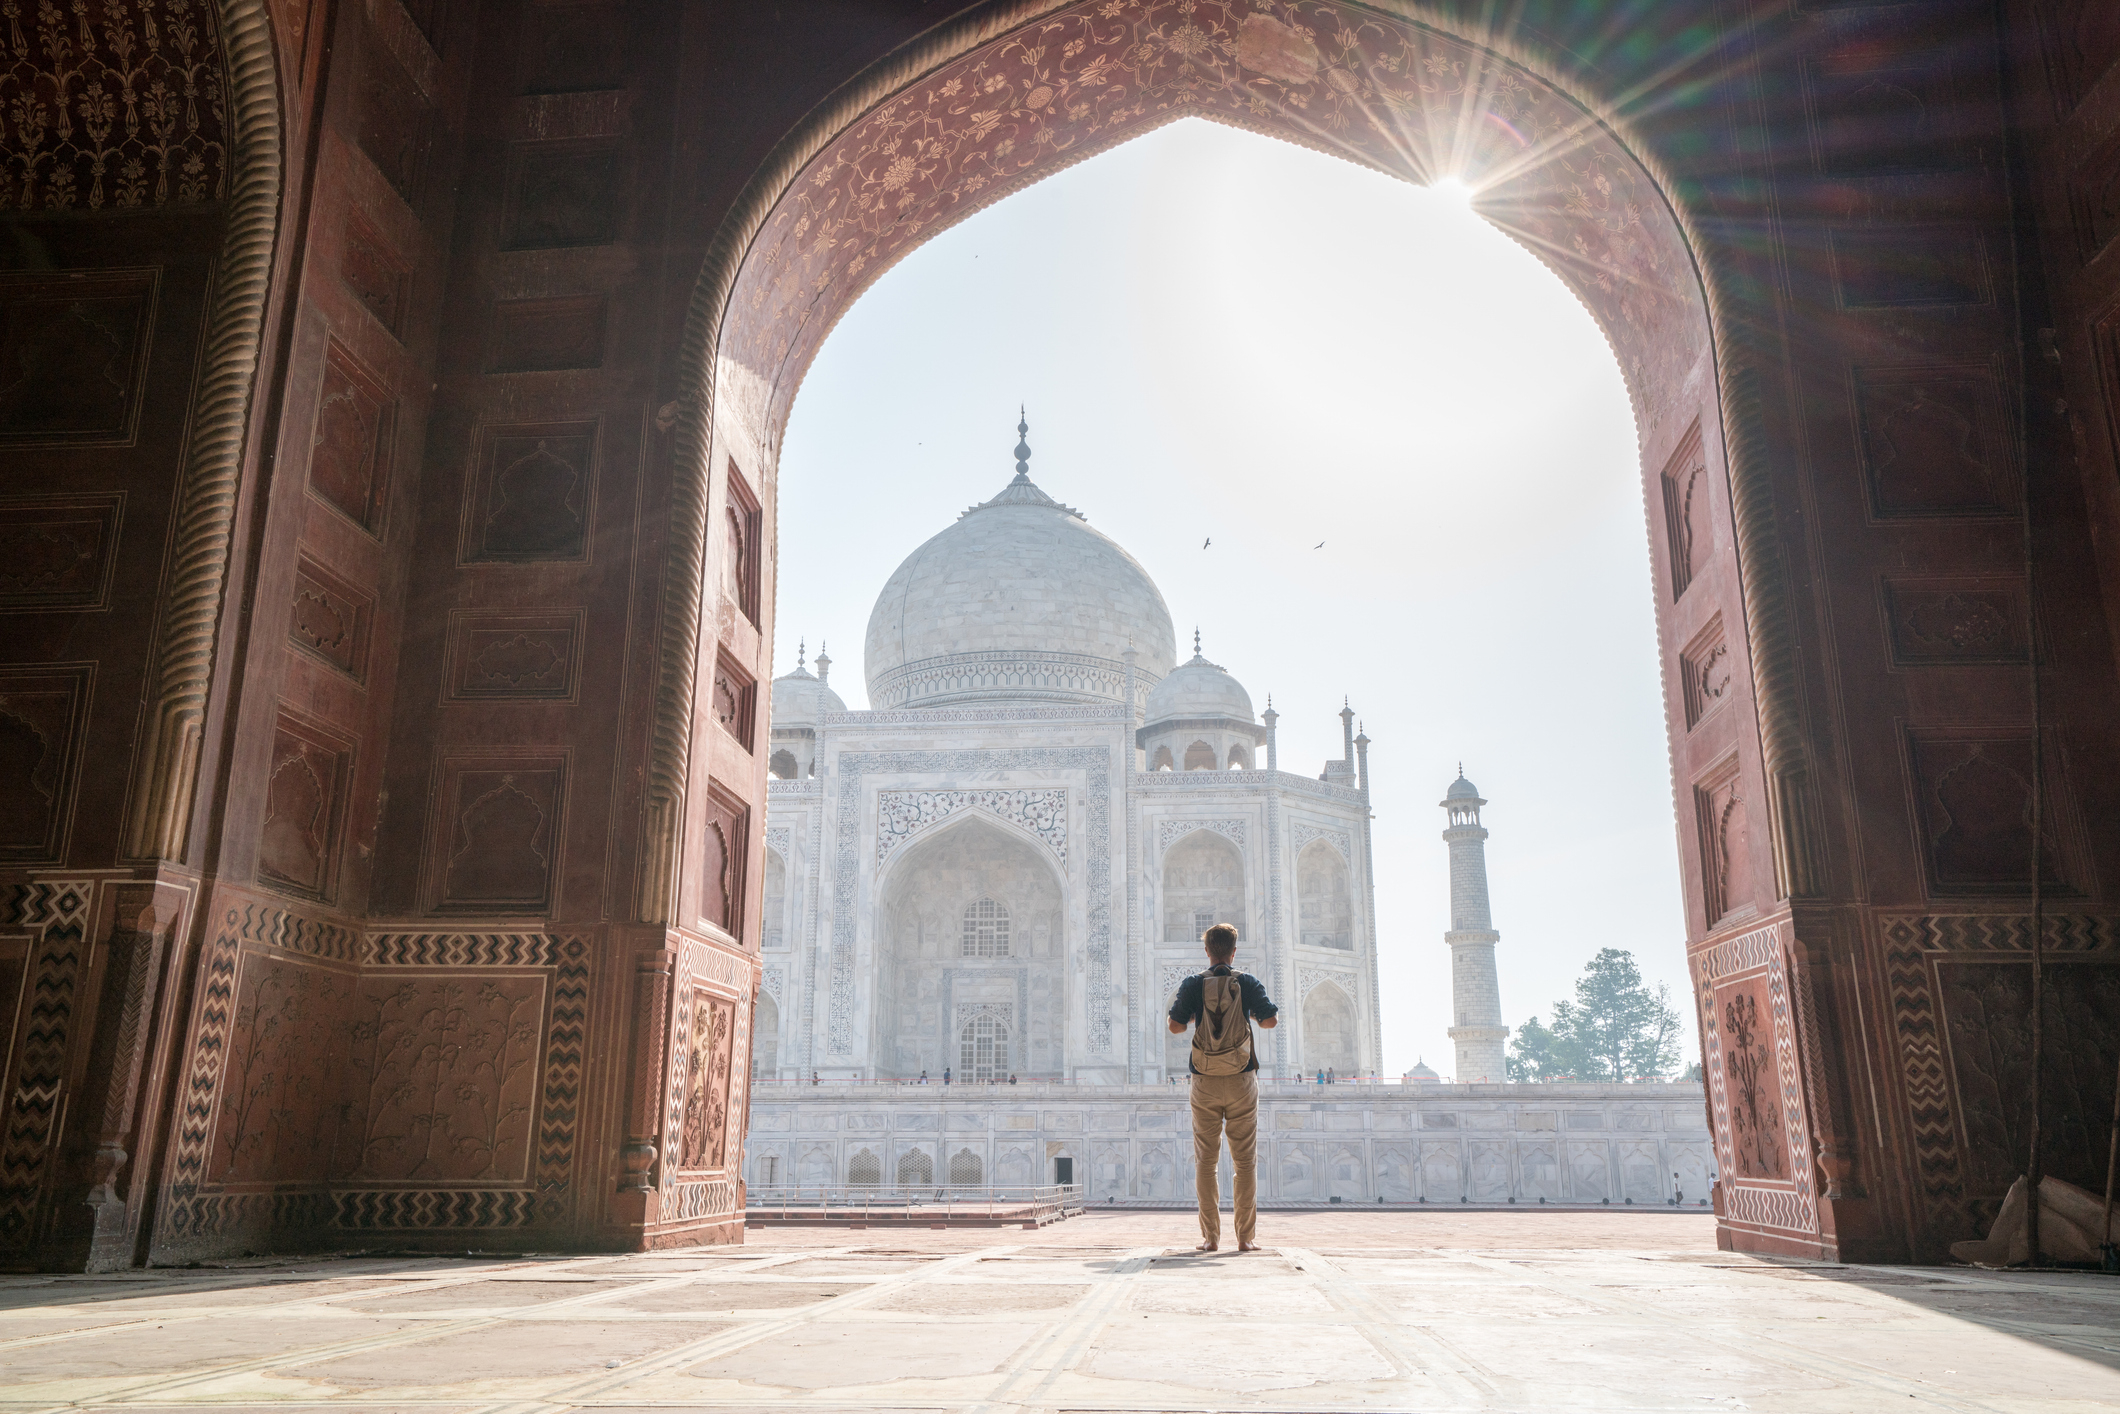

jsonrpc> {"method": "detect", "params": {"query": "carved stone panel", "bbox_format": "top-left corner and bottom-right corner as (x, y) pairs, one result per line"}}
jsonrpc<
(1937, 958), (2120, 1201)
(309, 341), (395, 536)
(344, 972), (549, 1183)
(1903, 730), (2086, 896)
(520, 2), (627, 93)
(1715, 977), (1785, 1181)
(699, 786), (750, 939)
(0, 495), (123, 612)
(502, 140), (625, 249)
(678, 988), (737, 1171)
(486, 297), (607, 372)
(1851, 365), (2016, 517)
(1693, 756), (1754, 929)
(0, 665), (94, 864)
(429, 755), (568, 915)
(0, 271), (155, 443)
(445, 611), (584, 701)
(259, 711), (353, 902)
(1679, 613), (1731, 730)
(2068, 127), (2120, 264)
(711, 647), (756, 751)
(460, 421), (597, 562)
(354, 42), (431, 204)
(208, 953), (356, 1186)
(1658, 423), (1707, 601)
(1881, 577), (2028, 666)
(1802, 51), (1959, 176)
(288, 556), (374, 682)
(340, 216), (410, 338)
(1830, 226), (1991, 309)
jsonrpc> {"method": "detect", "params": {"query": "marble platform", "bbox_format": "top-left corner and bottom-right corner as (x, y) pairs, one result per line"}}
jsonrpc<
(0, 1211), (2114, 1412)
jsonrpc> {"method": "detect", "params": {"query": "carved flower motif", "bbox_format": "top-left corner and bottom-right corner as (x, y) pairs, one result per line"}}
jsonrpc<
(880, 153), (918, 190)
(1167, 23), (1208, 57)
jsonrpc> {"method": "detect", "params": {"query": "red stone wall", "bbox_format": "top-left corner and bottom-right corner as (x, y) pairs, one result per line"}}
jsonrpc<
(1, 0), (2114, 1268)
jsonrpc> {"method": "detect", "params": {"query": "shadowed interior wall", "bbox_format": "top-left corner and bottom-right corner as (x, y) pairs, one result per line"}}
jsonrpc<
(0, 0), (2115, 1268)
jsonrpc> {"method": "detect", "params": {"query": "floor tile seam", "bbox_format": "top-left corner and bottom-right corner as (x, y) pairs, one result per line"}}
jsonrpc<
(1469, 1259), (2021, 1413)
(1274, 1246), (1496, 1404)
(0, 1264), (567, 1354)
(85, 1266), (724, 1403)
(957, 1246), (1166, 1414)
(464, 1245), (1015, 1414)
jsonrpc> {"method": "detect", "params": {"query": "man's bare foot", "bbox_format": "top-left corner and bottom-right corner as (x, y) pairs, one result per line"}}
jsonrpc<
(1238, 1242), (1261, 1252)
(1195, 1241), (1218, 1252)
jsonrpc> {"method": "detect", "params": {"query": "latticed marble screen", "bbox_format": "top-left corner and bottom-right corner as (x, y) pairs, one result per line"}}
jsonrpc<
(960, 897), (1010, 957)
(961, 1014), (1009, 1080)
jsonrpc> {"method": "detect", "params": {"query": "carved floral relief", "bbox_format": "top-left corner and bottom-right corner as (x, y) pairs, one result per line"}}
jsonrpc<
(0, 0), (229, 210)
(722, 0), (1703, 442)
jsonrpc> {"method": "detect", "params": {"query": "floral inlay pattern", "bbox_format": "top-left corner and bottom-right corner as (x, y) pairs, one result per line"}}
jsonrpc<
(1, 0), (229, 209)
(723, 0), (1702, 438)
(877, 787), (1069, 865)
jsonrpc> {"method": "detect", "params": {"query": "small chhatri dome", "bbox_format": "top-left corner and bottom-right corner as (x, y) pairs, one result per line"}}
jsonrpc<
(1144, 631), (1255, 725)
(1405, 1057), (1440, 1082)
(771, 637), (846, 729)
(864, 414), (1178, 710)
(1445, 769), (1481, 801)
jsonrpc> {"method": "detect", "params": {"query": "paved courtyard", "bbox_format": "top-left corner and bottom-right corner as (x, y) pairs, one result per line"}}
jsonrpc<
(1, 1211), (2114, 1412)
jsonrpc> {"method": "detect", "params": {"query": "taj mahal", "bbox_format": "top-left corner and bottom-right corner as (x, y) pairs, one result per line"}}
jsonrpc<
(742, 422), (1711, 1204)
(755, 420), (1380, 1085)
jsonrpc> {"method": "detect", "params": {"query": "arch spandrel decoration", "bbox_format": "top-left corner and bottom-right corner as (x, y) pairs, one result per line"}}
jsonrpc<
(660, 0), (1812, 929)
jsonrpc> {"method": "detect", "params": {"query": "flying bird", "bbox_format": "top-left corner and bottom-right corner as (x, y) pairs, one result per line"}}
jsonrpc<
(1314, 541), (1325, 549)
(1202, 537), (1211, 549)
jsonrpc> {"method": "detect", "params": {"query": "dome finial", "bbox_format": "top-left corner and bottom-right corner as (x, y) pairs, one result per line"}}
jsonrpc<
(1193, 626), (1202, 657)
(1014, 407), (1031, 481)
(797, 638), (806, 672)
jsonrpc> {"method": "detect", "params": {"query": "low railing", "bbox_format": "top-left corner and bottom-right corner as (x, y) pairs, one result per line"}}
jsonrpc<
(746, 1183), (1086, 1225)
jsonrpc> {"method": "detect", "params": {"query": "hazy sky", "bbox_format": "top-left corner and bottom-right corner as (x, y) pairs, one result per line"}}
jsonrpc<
(772, 117), (1690, 1077)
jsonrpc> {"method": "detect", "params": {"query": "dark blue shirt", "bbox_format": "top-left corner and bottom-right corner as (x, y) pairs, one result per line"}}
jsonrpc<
(1168, 966), (1279, 1073)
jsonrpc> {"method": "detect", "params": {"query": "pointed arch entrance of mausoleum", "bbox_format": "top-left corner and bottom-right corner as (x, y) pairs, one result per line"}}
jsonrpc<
(875, 812), (1069, 1080)
(660, 0), (1810, 1251)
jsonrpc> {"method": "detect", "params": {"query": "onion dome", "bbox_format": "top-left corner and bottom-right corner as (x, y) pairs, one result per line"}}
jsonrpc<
(863, 414), (1176, 710)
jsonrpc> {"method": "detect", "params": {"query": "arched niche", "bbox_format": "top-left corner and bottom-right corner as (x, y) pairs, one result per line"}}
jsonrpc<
(876, 814), (1064, 1079)
(1160, 829), (1244, 943)
(763, 846), (789, 950)
(1182, 740), (1218, 771)
(653, 0), (1812, 947)
(1296, 839), (1353, 950)
(752, 990), (781, 1078)
(1302, 980), (1359, 1076)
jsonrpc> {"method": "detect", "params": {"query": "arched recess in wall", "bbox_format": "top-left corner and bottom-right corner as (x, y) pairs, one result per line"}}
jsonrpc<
(874, 812), (1065, 1079)
(650, 0), (1825, 929)
(1160, 829), (1244, 942)
(1296, 840), (1353, 949)
(94, 0), (282, 862)
(1302, 980), (1359, 1075)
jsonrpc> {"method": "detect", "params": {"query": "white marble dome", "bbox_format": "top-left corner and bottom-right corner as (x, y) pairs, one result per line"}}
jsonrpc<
(1145, 643), (1254, 725)
(865, 462), (1177, 710)
(771, 660), (845, 729)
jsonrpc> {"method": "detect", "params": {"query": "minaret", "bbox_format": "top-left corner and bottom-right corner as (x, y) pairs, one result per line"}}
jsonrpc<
(1262, 696), (1279, 772)
(1441, 768), (1508, 1083)
(814, 641), (830, 684)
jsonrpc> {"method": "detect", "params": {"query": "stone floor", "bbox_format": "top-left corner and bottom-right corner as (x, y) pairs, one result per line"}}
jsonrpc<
(3, 1212), (2115, 1412)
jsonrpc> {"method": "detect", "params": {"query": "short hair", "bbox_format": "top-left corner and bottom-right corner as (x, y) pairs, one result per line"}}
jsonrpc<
(1203, 923), (1238, 959)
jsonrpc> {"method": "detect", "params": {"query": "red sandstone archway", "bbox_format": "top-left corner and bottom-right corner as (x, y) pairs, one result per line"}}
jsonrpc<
(647, 0), (1813, 1253)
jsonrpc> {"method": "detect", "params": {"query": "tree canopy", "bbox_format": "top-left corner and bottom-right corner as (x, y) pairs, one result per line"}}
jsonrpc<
(1506, 948), (1685, 1082)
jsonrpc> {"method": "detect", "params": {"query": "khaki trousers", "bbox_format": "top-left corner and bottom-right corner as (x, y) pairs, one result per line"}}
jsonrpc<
(1190, 1070), (1258, 1247)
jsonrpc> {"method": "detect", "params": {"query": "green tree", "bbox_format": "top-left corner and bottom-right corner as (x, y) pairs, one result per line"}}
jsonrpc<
(1506, 1015), (1561, 1081)
(1514, 948), (1685, 1082)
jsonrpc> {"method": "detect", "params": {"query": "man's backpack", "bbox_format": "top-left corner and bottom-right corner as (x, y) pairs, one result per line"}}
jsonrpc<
(1191, 971), (1254, 1076)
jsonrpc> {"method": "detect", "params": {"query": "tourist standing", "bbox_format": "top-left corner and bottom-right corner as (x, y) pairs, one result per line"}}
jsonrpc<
(1168, 923), (1278, 1252)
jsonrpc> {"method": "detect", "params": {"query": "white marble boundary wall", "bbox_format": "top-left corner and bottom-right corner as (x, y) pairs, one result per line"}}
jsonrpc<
(745, 1082), (1714, 1205)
